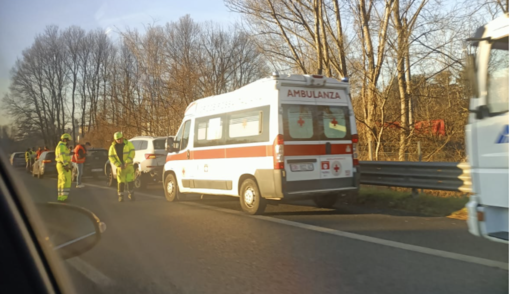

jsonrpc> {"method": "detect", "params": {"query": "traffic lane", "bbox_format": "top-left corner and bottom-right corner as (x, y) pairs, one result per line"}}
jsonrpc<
(19, 172), (509, 264)
(193, 195), (509, 262)
(56, 185), (509, 294)
(14, 174), (509, 294)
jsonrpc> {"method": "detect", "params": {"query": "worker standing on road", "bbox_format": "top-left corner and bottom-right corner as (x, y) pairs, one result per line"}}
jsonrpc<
(109, 132), (136, 202)
(36, 147), (43, 160)
(25, 148), (32, 173)
(72, 142), (91, 188)
(55, 134), (73, 202)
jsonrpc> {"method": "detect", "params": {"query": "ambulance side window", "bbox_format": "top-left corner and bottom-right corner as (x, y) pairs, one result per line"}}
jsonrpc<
(226, 106), (270, 145)
(180, 120), (191, 151)
(174, 123), (184, 150)
(194, 116), (225, 147)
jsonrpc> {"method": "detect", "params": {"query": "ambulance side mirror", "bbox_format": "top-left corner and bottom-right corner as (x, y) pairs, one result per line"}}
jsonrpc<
(166, 137), (176, 153)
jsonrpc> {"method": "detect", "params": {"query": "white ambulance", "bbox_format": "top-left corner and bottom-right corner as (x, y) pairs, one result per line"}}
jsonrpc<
(465, 14), (509, 243)
(162, 73), (359, 214)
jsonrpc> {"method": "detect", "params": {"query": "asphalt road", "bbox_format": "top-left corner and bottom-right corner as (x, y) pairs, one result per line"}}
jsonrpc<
(14, 169), (509, 294)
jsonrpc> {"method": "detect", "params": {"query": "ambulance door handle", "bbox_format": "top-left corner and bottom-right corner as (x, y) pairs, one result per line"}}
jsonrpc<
(187, 150), (190, 159)
(325, 142), (331, 155)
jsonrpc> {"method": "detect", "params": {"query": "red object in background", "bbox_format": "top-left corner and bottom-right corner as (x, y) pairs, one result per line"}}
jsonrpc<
(414, 120), (446, 136)
(381, 120), (445, 136)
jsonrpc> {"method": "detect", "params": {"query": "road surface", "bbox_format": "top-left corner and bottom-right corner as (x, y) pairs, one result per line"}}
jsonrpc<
(17, 170), (509, 294)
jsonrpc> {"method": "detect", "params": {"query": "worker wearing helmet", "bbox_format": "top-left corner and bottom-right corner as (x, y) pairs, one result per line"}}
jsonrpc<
(109, 132), (136, 202)
(56, 133), (73, 202)
(25, 148), (32, 173)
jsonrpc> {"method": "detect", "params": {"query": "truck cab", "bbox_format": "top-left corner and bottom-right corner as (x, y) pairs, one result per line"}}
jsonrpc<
(465, 14), (509, 243)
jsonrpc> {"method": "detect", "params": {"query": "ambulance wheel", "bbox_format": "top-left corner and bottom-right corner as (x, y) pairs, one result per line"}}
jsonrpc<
(239, 178), (266, 215)
(164, 173), (181, 202)
(313, 195), (338, 208)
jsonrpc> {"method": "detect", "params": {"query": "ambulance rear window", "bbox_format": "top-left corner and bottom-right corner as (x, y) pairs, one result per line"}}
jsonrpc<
(318, 106), (349, 139)
(283, 105), (315, 140)
(282, 104), (351, 141)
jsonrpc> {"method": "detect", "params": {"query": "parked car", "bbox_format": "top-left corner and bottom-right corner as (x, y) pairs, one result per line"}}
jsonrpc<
(10, 152), (26, 168)
(105, 136), (169, 189)
(72, 148), (108, 182)
(32, 151), (57, 178)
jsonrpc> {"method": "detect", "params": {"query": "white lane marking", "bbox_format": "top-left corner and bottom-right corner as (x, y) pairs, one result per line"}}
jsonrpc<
(83, 183), (509, 270)
(67, 257), (114, 287)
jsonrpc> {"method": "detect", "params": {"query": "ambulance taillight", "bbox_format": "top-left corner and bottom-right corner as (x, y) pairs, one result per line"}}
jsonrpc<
(273, 134), (284, 170)
(352, 134), (359, 167)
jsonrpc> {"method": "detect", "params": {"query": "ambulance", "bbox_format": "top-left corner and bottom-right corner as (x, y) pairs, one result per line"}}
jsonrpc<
(465, 14), (509, 243)
(162, 73), (359, 214)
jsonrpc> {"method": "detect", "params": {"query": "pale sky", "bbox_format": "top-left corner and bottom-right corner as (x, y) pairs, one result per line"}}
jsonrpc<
(0, 0), (238, 124)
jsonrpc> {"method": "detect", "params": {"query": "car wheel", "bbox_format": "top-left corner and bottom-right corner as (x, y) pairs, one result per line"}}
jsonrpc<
(239, 178), (266, 215)
(164, 173), (181, 202)
(134, 170), (147, 190)
(107, 167), (115, 187)
(313, 195), (338, 208)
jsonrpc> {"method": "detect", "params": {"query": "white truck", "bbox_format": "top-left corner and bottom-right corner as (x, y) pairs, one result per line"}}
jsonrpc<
(465, 13), (509, 243)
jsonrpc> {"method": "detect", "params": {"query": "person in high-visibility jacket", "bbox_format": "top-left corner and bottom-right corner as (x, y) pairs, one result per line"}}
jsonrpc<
(109, 132), (136, 202)
(55, 133), (73, 202)
(25, 148), (32, 173)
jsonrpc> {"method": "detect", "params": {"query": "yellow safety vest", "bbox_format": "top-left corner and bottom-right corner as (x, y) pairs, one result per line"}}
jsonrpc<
(108, 139), (135, 168)
(55, 141), (71, 166)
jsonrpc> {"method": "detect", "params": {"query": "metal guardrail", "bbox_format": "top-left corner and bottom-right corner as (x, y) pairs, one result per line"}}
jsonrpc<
(358, 161), (472, 193)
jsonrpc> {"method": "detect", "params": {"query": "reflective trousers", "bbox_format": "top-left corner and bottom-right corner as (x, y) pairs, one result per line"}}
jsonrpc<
(117, 165), (134, 195)
(57, 163), (72, 201)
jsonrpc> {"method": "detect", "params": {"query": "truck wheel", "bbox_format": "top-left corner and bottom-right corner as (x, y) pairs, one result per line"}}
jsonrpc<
(239, 178), (266, 215)
(313, 195), (338, 208)
(164, 173), (181, 202)
(107, 167), (115, 187)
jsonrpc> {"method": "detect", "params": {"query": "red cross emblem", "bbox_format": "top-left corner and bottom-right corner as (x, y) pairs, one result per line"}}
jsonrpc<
(298, 117), (305, 127)
(331, 118), (338, 126)
(334, 165), (339, 172)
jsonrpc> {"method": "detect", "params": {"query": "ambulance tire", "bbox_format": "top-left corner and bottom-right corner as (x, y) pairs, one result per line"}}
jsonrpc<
(313, 195), (338, 208)
(239, 178), (266, 215)
(164, 173), (181, 202)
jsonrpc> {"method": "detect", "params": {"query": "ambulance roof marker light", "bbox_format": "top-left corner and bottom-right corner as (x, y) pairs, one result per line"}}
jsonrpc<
(342, 77), (349, 83)
(272, 71), (280, 79)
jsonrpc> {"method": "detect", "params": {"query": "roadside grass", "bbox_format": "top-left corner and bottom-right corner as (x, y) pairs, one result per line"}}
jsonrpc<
(355, 185), (469, 218)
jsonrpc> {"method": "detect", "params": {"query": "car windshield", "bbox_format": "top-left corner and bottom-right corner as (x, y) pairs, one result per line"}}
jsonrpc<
(153, 139), (166, 150)
(0, 1), (508, 294)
